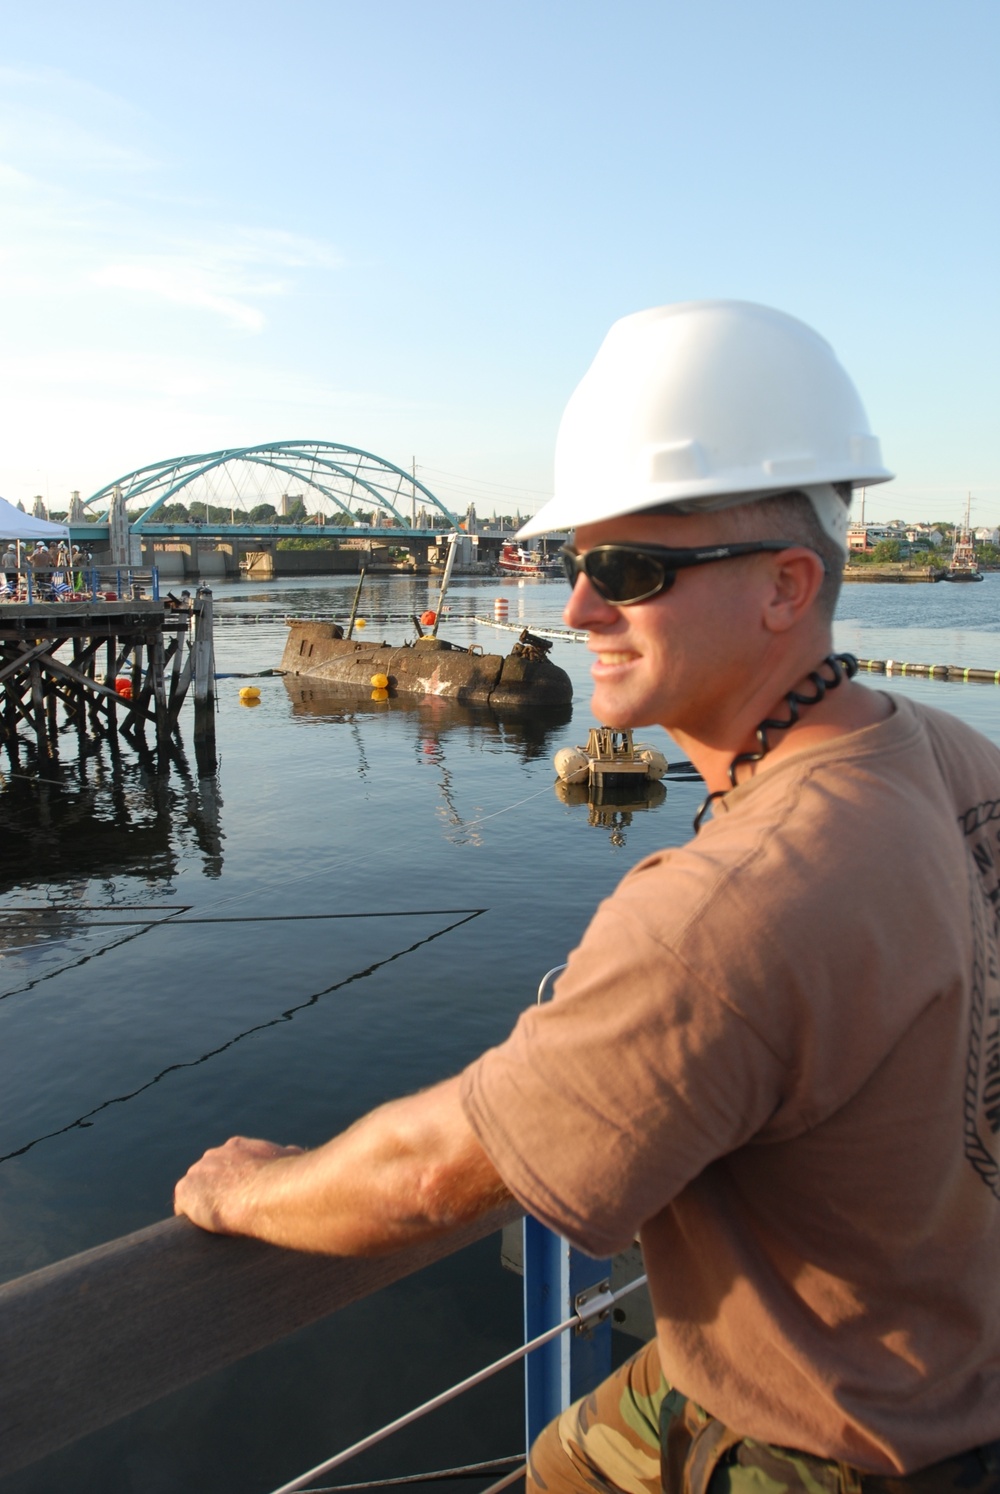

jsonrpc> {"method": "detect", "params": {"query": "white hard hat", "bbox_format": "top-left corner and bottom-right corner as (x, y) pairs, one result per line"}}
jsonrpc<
(517, 300), (892, 545)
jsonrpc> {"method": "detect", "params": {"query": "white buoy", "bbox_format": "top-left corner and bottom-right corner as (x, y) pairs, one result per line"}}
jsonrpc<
(637, 747), (669, 780)
(553, 746), (590, 784)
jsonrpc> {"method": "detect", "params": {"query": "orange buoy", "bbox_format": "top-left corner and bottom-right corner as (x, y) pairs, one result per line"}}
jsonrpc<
(115, 678), (133, 700)
(370, 672), (389, 689)
(420, 609), (436, 627)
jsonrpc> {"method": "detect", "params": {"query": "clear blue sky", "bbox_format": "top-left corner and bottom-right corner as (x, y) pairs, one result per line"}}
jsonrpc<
(1, 0), (997, 524)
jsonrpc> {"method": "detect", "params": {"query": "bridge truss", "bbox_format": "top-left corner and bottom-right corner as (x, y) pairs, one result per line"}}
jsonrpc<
(84, 442), (460, 532)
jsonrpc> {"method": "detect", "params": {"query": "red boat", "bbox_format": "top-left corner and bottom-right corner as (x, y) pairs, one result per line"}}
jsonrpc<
(497, 541), (560, 577)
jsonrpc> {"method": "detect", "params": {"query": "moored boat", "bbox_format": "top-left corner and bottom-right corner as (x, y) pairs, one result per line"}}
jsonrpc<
(941, 499), (984, 582)
(554, 726), (669, 791)
(497, 541), (561, 576)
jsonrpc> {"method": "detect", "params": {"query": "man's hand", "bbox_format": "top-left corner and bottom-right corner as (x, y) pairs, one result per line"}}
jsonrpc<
(174, 1137), (305, 1235)
(172, 1077), (510, 1256)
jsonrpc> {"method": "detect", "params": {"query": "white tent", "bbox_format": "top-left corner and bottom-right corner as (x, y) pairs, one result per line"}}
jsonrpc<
(0, 496), (71, 544)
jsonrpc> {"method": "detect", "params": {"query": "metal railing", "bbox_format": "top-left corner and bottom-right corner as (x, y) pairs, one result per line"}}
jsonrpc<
(0, 966), (649, 1488)
(0, 565), (161, 604)
(0, 1202), (648, 1488)
(0, 1205), (518, 1481)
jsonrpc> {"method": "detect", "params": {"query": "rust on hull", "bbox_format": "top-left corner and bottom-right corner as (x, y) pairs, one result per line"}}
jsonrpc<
(280, 621), (573, 707)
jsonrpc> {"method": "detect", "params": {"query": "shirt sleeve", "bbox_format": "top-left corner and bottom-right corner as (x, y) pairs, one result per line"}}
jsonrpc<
(460, 896), (789, 1257)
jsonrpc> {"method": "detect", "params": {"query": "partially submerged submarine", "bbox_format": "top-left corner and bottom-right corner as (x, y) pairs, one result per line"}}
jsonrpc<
(280, 621), (573, 709)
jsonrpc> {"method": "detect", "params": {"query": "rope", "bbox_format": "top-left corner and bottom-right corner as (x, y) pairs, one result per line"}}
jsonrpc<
(447, 784), (551, 831)
(267, 1275), (648, 1494)
(0, 912), (484, 1163)
(0, 909), (485, 929)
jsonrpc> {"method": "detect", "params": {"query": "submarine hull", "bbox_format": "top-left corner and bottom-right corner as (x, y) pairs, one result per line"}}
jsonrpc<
(280, 622), (573, 707)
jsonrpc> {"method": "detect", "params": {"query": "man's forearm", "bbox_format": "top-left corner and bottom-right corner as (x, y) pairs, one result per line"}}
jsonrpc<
(174, 1075), (510, 1256)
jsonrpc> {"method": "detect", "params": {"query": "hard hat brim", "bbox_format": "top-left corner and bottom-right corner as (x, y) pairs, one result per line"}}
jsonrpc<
(516, 468), (894, 540)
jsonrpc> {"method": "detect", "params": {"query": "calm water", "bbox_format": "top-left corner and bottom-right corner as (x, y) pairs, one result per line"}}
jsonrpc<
(2, 572), (999, 1493)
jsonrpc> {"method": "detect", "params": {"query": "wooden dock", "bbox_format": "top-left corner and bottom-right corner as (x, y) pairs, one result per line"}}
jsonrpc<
(0, 590), (216, 768)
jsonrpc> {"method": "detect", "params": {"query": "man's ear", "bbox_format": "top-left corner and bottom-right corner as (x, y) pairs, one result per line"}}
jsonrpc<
(761, 547), (827, 635)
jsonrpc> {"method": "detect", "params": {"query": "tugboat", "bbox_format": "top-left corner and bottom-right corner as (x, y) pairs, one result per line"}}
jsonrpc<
(497, 541), (561, 577)
(941, 496), (983, 582)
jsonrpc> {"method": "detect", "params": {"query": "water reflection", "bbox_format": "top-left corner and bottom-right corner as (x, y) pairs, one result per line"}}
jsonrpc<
(282, 677), (573, 761)
(0, 738), (224, 960)
(554, 778), (668, 847)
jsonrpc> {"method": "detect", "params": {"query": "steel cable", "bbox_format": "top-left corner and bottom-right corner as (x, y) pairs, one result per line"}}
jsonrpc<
(267, 1274), (648, 1494)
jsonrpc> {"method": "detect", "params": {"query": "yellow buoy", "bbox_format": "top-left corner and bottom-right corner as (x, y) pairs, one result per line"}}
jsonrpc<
(370, 687), (389, 701)
(239, 685), (262, 703)
(370, 672), (389, 689)
(355, 618), (366, 629)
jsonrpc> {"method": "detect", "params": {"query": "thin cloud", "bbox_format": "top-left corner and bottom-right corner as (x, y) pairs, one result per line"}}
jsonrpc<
(92, 260), (275, 332)
(88, 230), (344, 331)
(0, 68), (343, 330)
(0, 66), (155, 173)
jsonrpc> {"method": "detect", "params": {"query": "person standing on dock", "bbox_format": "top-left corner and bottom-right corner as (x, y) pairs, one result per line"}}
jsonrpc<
(29, 542), (51, 590)
(176, 302), (1000, 1494)
(0, 543), (15, 595)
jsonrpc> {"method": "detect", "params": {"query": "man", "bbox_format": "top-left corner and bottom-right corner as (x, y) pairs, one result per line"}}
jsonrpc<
(176, 302), (1000, 1494)
(30, 542), (51, 590)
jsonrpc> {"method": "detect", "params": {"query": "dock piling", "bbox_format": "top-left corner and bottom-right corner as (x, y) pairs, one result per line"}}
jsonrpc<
(192, 587), (217, 770)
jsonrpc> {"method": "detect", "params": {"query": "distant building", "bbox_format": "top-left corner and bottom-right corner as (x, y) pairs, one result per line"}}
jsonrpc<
(847, 523), (891, 552)
(905, 527), (943, 548)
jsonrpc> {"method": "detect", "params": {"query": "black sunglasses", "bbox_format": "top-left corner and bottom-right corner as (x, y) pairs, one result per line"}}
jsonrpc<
(559, 540), (805, 606)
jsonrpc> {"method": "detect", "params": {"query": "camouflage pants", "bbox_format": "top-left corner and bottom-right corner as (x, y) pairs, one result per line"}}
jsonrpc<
(527, 1338), (667, 1494)
(526, 1339), (1000, 1494)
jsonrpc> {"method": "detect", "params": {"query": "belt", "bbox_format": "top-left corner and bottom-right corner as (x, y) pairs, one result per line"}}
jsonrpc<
(660, 1390), (1000, 1494)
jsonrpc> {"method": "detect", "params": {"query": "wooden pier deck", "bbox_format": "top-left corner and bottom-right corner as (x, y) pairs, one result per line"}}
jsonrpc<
(0, 592), (216, 767)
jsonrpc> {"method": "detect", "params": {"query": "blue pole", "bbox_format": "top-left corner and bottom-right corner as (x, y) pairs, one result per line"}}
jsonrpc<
(151, 565), (159, 601)
(523, 1217), (612, 1455)
(26, 568), (33, 605)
